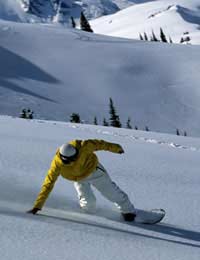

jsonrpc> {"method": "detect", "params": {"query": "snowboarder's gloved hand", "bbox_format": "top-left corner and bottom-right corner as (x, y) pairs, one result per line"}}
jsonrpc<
(118, 146), (124, 154)
(27, 208), (40, 215)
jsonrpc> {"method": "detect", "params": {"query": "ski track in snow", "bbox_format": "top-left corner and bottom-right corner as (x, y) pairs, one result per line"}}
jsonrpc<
(148, 5), (175, 19)
(36, 119), (199, 152)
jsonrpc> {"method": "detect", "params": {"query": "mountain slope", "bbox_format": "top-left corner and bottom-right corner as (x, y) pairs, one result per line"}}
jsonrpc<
(1, 20), (200, 136)
(91, 0), (200, 45)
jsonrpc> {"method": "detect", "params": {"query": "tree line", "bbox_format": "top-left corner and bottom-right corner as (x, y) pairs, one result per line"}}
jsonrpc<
(139, 28), (191, 44)
(19, 99), (188, 136)
(68, 98), (188, 136)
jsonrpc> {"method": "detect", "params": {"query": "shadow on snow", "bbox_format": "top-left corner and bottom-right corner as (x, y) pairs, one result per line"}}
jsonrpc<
(0, 205), (199, 249)
(0, 46), (60, 102)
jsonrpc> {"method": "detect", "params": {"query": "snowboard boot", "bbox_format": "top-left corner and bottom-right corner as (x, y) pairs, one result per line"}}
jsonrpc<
(122, 212), (136, 222)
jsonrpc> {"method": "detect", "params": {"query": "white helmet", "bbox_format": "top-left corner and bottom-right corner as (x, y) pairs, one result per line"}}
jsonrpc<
(59, 144), (77, 158)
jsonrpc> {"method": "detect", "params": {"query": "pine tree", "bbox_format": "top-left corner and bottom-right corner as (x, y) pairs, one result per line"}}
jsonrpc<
(160, 28), (168, 43)
(20, 108), (34, 119)
(176, 129), (180, 136)
(71, 16), (76, 28)
(126, 117), (132, 129)
(20, 109), (27, 119)
(80, 11), (93, 33)
(109, 98), (121, 128)
(169, 37), (173, 43)
(144, 32), (148, 41)
(27, 108), (34, 119)
(70, 113), (81, 123)
(94, 116), (98, 125)
(151, 30), (158, 42)
(139, 33), (144, 40)
(103, 118), (109, 126)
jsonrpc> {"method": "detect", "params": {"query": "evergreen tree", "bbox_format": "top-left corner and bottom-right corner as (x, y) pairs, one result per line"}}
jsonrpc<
(93, 116), (98, 125)
(71, 16), (76, 28)
(169, 37), (173, 43)
(145, 126), (149, 131)
(180, 36), (191, 43)
(160, 28), (168, 43)
(139, 33), (144, 40)
(144, 32), (148, 41)
(70, 113), (81, 123)
(184, 131), (187, 137)
(126, 117), (132, 129)
(185, 36), (191, 42)
(176, 129), (180, 136)
(109, 98), (121, 128)
(151, 30), (158, 42)
(27, 108), (34, 119)
(103, 118), (109, 126)
(80, 11), (93, 33)
(20, 109), (27, 119)
(28, 112), (34, 119)
(20, 108), (34, 119)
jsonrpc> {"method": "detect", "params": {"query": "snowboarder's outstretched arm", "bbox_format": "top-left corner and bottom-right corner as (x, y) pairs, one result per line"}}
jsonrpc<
(80, 139), (124, 154)
(27, 158), (60, 214)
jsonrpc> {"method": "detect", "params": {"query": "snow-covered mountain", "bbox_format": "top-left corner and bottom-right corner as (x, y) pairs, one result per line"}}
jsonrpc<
(0, 116), (199, 260)
(0, 0), (28, 22)
(91, 0), (200, 45)
(0, 0), (134, 24)
(2, 0), (200, 45)
(1, 1), (200, 137)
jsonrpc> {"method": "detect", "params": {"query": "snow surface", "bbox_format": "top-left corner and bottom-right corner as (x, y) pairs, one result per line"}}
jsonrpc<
(0, 2), (199, 259)
(0, 116), (199, 260)
(1, 19), (200, 137)
(91, 0), (200, 45)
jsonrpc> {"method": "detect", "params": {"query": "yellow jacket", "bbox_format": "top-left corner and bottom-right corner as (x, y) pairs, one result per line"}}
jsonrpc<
(34, 139), (122, 209)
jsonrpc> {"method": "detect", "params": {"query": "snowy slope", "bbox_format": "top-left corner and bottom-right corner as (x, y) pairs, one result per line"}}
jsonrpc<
(1, 20), (200, 137)
(91, 0), (200, 45)
(0, 116), (199, 260)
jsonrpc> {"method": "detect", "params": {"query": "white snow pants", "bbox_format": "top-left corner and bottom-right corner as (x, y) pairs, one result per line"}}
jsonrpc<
(74, 163), (135, 214)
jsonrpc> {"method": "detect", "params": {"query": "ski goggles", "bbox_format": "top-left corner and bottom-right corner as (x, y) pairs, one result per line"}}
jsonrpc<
(60, 150), (79, 164)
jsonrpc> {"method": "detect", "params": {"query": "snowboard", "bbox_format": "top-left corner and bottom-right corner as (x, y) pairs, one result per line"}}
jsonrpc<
(38, 208), (165, 226)
(133, 208), (165, 224)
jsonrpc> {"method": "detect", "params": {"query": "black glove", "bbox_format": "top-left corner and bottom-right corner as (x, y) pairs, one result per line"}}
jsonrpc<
(118, 146), (125, 154)
(27, 208), (41, 215)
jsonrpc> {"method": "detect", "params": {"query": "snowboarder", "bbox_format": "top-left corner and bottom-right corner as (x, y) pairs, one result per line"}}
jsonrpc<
(27, 139), (136, 221)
